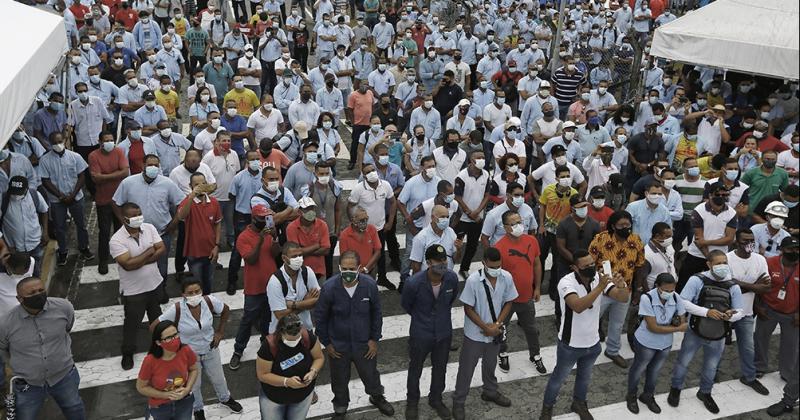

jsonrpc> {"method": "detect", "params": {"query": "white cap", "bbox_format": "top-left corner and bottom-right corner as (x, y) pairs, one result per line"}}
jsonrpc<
(539, 80), (551, 88)
(562, 121), (577, 129)
(458, 98), (470, 107)
(505, 117), (521, 129)
(298, 196), (316, 209)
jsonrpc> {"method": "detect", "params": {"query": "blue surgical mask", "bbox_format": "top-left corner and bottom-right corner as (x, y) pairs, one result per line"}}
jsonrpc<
(248, 159), (261, 172)
(725, 169), (739, 181)
(144, 165), (160, 179)
(0, 150), (9, 162)
(574, 207), (588, 218)
(436, 217), (449, 230)
(711, 264), (730, 279)
(512, 196), (524, 208)
(686, 167), (700, 177)
(444, 193), (455, 204)
(784, 200), (798, 209)
(305, 151), (318, 164)
(658, 289), (674, 301)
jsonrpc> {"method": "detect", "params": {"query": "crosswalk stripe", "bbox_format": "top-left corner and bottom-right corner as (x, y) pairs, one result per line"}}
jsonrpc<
(552, 372), (784, 419)
(76, 288), (557, 389)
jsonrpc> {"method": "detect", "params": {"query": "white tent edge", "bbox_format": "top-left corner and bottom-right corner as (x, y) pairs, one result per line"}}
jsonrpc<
(0, 0), (69, 149)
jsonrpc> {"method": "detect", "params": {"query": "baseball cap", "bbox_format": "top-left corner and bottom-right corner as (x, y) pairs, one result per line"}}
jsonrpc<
(143, 90), (156, 100)
(8, 176), (27, 196)
(711, 104), (726, 112)
(298, 196), (316, 209)
(244, 44), (254, 51)
(251, 204), (271, 217)
(569, 194), (587, 207)
(539, 80), (551, 88)
(425, 244), (447, 261)
(294, 121), (309, 139)
(458, 98), (470, 107)
(780, 236), (799, 249)
(590, 185), (606, 198)
(504, 117), (521, 129)
(550, 144), (567, 155)
(562, 121), (577, 129)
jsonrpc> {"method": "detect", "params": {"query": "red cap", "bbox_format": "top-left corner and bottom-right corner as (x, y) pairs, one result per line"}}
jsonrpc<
(251, 204), (270, 217)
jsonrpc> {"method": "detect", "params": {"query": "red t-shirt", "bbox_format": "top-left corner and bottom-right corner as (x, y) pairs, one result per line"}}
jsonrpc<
(70, 4), (90, 27)
(587, 205), (614, 231)
(762, 256), (799, 314)
(649, 0), (666, 19)
(128, 140), (146, 175)
(179, 196), (222, 258)
(286, 218), (331, 275)
(137, 345), (197, 408)
(338, 225), (381, 269)
(259, 150), (291, 183)
(88, 148), (129, 206)
(735, 132), (790, 153)
(236, 226), (278, 295)
(495, 234), (541, 303)
(114, 9), (138, 30)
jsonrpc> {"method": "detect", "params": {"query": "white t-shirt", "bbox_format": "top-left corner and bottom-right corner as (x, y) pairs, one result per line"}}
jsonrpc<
(482, 103), (512, 135)
(169, 163), (217, 195)
(247, 108), (284, 142)
(348, 179), (394, 230)
(237, 56), (263, 86)
(193, 128), (224, 156)
(726, 250), (769, 316)
(558, 272), (614, 348)
(109, 223), (164, 296)
(531, 161), (586, 189)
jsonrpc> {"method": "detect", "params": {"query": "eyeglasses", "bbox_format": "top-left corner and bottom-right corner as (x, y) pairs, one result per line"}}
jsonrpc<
(160, 332), (179, 342)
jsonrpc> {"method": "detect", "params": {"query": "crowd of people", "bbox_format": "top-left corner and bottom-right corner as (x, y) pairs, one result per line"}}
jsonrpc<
(0, 0), (798, 419)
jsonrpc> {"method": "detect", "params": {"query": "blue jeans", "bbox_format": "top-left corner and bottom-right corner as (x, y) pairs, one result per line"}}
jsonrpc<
(627, 337), (671, 396)
(15, 366), (85, 420)
(259, 388), (313, 420)
(670, 329), (725, 393)
(191, 348), (232, 411)
(149, 394), (194, 420)
(733, 315), (756, 381)
(50, 199), (89, 254)
(188, 256), (213, 295)
(543, 340), (602, 406)
(599, 293), (630, 356)
(401, 229), (415, 282)
(233, 293), (270, 355)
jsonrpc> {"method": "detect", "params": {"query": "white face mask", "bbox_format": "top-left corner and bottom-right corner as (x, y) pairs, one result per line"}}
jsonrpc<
(283, 336), (301, 347)
(126, 215), (144, 229)
(52, 143), (66, 153)
(474, 159), (485, 169)
(266, 180), (280, 192)
(425, 167), (437, 178)
(506, 164), (518, 173)
(592, 198), (605, 209)
(288, 256), (304, 271)
(558, 177), (571, 187)
(769, 217), (785, 230)
(317, 175), (330, 184)
(365, 171), (379, 183)
(185, 294), (203, 306)
(563, 131), (576, 141)
(554, 156), (567, 165)
(227, 108), (238, 117)
(510, 223), (524, 237)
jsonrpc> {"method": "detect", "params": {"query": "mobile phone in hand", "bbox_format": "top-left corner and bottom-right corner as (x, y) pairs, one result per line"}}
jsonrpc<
(265, 215), (275, 230)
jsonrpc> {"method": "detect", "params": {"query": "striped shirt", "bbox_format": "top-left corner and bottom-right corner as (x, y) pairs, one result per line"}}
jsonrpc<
(551, 67), (586, 106)
(674, 176), (707, 217)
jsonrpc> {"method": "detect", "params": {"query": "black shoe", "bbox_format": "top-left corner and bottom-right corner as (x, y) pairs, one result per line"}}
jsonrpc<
(226, 283), (237, 296)
(638, 393), (661, 413)
(428, 400), (451, 420)
(215, 262), (224, 270)
(696, 391), (719, 414)
(80, 248), (95, 261)
(451, 404), (465, 420)
(626, 394), (639, 414)
(193, 410), (205, 420)
(332, 412), (346, 420)
(405, 403), (419, 420)
(480, 392), (511, 407)
(398, 281), (404, 293)
(498, 353), (510, 373)
(604, 351), (628, 368)
(121, 354), (134, 370)
(57, 253), (67, 266)
(458, 270), (469, 280)
(741, 377), (770, 395)
(221, 397), (243, 413)
(570, 400), (594, 420)
(369, 395), (395, 416)
(98, 261), (109, 275)
(377, 277), (397, 291)
(767, 401), (794, 417)
(539, 405), (553, 420)
(756, 371), (766, 378)
(531, 355), (547, 374)
(667, 387), (681, 407)
(229, 353), (241, 370)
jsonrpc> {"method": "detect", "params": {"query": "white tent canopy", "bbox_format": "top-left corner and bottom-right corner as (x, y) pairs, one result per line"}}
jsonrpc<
(0, 0), (68, 149)
(650, 0), (800, 81)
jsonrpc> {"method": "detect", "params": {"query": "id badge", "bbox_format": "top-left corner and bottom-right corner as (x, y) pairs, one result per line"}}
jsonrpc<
(777, 289), (786, 301)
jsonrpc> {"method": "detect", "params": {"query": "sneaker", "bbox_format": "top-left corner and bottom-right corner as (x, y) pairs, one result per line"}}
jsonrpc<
(696, 391), (719, 414)
(405, 403), (419, 420)
(80, 248), (95, 261)
(498, 353), (510, 373)
(229, 353), (241, 370)
(531, 355), (547, 374)
(626, 394), (639, 414)
(377, 277), (397, 291)
(215, 262), (224, 270)
(741, 378), (770, 395)
(98, 261), (109, 275)
(226, 283), (237, 296)
(480, 392), (511, 407)
(428, 400), (451, 420)
(451, 404), (465, 420)
(193, 410), (205, 420)
(767, 401), (794, 417)
(604, 351), (628, 368)
(570, 400), (594, 420)
(221, 398), (243, 413)
(756, 371), (766, 379)
(539, 405), (553, 420)
(667, 387), (681, 407)
(57, 253), (67, 266)
(369, 395), (395, 416)
(638, 393), (661, 414)
(121, 354), (134, 370)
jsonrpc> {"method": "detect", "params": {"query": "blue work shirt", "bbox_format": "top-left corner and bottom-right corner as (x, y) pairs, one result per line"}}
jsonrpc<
(634, 288), (686, 350)
(220, 114), (249, 159)
(133, 104), (168, 129)
(314, 274), (383, 353)
(0, 153), (40, 197)
(681, 271), (744, 326)
(38, 150), (89, 203)
(398, 173), (441, 228)
(626, 199), (672, 244)
(460, 268), (518, 343)
(229, 168), (263, 214)
(112, 173), (186, 234)
(401, 269), (459, 342)
(250, 186), (299, 210)
(151, 133), (193, 176)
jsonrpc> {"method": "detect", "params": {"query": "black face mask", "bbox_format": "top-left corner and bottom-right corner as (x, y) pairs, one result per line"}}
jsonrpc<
(543, 110), (555, 118)
(711, 196), (727, 206)
(446, 141), (459, 149)
(301, 93), (311, 101)
(459, 107), (468, 115)
(615, 227), (632, 239)
(415, 134), (425, 141)
(253, 219), (266, 230)
(578, 266), (596, 280)
(785, 252), (800, 263)
(22, 292), (47, 311)
(185, 164), (199, 173)
(763, 160), (777, 169)
(259, 12), (269, 20)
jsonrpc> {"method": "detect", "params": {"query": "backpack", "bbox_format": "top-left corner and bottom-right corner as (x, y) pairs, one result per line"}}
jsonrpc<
(0, 188), (43, 228)
(272, 266), (310, 297)
(254, 189), (288, 244)
(265, 327), (311, 358)
(173, 295), (217, 326)
(689, 275), (733, 340)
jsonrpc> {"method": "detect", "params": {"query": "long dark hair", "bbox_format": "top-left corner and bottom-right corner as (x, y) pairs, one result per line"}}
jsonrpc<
(149, 320), (180, 358)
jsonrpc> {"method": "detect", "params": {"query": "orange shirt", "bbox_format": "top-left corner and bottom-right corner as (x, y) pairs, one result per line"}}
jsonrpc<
(259, 149), (292, 183)
(587, 205), (614, 231)
(88, 148), (129, 206)
(347, 90), (375, 126)
(339, 225), (382, 269)
(286, 218), (331, 275)
(495, 234), (541, 302)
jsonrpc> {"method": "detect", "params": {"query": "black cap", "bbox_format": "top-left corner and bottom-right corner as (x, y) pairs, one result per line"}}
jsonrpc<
(425, 244), (447, 261)
(590, 185), (606, 198)
(608, 172), (624, 187)
(569, 194), (587, 207)
(781, 236), (799, 249)
(551, 144), (566, 155)
(8, 176), (27, 196)
(143, 90), (156, 100)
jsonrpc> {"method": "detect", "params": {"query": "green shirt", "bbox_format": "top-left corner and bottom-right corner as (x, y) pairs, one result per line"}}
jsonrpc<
(674, 176), (706, 217)
(741, 167), (789, 214)
(185, 27), (209, 57)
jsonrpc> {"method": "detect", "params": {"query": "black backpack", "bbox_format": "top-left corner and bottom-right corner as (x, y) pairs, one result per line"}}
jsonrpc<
(253, 190), (289, 245)
(689, 275), (733, 340)
(272, 266), (310, 297)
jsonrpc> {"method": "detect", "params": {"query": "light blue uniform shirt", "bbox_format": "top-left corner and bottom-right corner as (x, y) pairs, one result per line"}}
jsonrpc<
(410, 226), (458, 270)
(371, 22), (395, 49)
(681, 271), (744, 325)
(542, 136), (583, 164)
(154, 48), (184, 84)
(635, 288), (686, 350)
(283, 161), (316, 200)
(188, 102), (220, 137)
(39, 150), (88, 203)
(460, 268), (518, 343)
(349, 49), (376, 80)
(159, 295), (225, 354)
(409, 107), (442, 141)
(133, 105), (168, 129)
(112, 174), (186, 234)
(481, 202), (537, 245)
(250, 186), (299, 210)
(117, 136), (158, 161)
(151, 133), (193, 176)
(87, 79), (119, 106)
(267, 266), (320, 333)
(576, 126), (611, 158)
(626, 199), (673, 244)
(2, 191), (49, 252)
(521, 95), (561, 134)
(419, 58), (444, 92)
(458, 36), (479, 65)
(398, 174), (441, 228)
(0, 153), (40, 196)
(6, 135), (46, 162)
(67, 96), (113, 147)
(229, 168), (263, 214)
(316, 87), (344, 116)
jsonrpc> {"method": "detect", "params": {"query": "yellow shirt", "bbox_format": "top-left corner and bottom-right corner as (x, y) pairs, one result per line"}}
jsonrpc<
(155, 90), (180, 119)
(697, 155), (716, 179)
(672, 134), (698, 172)
(172, 18), (189, 36)
(223, 88), (260, 117)
(539, 184), (577, 234)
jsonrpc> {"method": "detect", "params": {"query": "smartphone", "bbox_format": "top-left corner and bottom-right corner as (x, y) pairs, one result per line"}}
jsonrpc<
(602, 260), (612, 277)
(265, 215), (275, 230)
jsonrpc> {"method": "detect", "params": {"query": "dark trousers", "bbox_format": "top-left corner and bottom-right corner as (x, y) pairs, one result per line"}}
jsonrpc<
(51, 199), (89, 255)
(175, 221), (187, 273)
(384, 218), (401, 268)
(677, 253), (707, 293)
(350, 125), (369, 165)
(14, 366), (85, 420)
(325, 234), (338, 279)
(377, 229), (388, 281)
(231, 0), (248, 21)
(189, 55), (207, 79)
(455, 220), (481, 270)
(672, 218), (693, 253)
(233, 293), (270, 355)
(122, 288), (162, 355)
(407, 336), (451, 404)
(75, 145), (98, 196)
(260, 60), (277, 96)
(452, 337), (501, 405)
(228, 211), (251, 288)
(329, 343), (385, 412)
(96, 204), (120, 264)
(500, 300), (541, 357)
